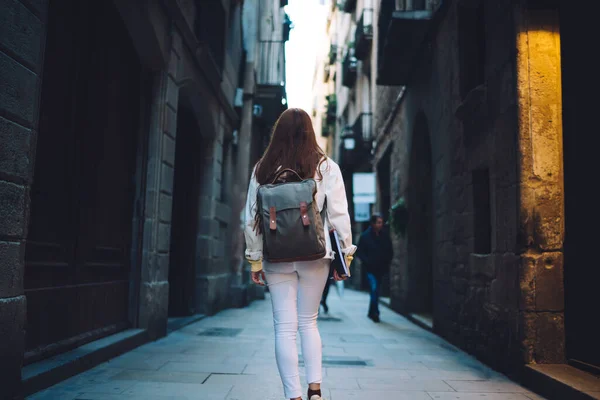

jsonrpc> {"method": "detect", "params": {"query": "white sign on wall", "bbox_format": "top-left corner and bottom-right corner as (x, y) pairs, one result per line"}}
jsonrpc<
(354, 202), (371, 222)
(353, 172), (376, 204)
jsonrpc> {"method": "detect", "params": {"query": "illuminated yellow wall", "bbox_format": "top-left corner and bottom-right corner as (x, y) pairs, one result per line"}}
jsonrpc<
(516, 7), (565, 364)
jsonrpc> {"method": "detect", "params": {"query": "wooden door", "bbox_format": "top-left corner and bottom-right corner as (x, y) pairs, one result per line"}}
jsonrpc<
(25, 0), (142, 355)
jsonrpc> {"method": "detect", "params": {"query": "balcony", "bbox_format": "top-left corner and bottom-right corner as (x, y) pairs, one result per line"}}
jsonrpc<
(341, 47), (357, 88)
(329, 44), (338, 65)
(339, 113), (373, 169)
(255, 40), (287, 129)
(377, 0), (436, 85)
(325, 94), (337, 125)
(339, 0), (357, 13)
(323, 64), (330, 82)
(355, 8), (374, 60)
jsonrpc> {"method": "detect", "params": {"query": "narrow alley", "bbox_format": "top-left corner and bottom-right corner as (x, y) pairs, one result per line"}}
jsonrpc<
(29, 290), (544, 400)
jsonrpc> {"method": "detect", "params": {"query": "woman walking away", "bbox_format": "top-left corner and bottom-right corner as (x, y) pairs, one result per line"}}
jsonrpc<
(244, 108), (356, 400)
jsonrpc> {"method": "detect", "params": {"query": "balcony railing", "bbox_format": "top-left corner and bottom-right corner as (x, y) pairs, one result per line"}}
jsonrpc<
(355, 8), (374, 60)
(257, 40), (286, 86)
(342, 47), (357, 88)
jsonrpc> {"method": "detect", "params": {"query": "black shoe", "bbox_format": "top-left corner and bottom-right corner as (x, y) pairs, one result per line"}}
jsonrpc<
(368, 313), (380, 323)
(321, 303), (329, 314)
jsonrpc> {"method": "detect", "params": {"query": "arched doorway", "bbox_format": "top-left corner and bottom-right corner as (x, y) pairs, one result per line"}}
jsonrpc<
(168, 100), (202, 317)
(406, 112), (434, 317)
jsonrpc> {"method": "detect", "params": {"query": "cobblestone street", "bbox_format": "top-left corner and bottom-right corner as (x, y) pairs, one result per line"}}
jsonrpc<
(28, 290), (545, 400)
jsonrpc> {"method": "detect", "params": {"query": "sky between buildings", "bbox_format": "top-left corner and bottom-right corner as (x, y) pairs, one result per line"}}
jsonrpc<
(284, 0), (327, 112)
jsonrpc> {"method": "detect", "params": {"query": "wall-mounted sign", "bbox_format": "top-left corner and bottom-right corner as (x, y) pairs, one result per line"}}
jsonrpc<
(353, 172), (376, 204)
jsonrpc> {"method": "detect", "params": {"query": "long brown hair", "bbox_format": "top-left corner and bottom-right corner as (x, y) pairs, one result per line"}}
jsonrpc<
(255, 108), (327, 184)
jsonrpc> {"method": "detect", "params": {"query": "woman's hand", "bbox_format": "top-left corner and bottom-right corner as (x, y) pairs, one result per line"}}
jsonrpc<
(332, 269), (346, 281)
(251, 270), (266, 286)
(332, 254), (353, 281)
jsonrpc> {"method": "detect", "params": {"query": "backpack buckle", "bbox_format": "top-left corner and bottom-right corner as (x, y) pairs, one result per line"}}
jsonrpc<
(300, 202), (310, 227)
(269, 207), (277, 231)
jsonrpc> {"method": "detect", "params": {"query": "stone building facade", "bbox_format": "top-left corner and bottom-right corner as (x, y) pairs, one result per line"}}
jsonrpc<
(371, 0), (598, 395)
(316, 0), (598, 396)
(0, 0), (288, 398)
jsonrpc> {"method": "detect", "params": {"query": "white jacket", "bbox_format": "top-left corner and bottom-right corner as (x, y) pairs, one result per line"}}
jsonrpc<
(244, 158), (357, 262)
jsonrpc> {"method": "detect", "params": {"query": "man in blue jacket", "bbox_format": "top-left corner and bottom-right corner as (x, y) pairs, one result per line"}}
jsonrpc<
(356, 213), (393, 322)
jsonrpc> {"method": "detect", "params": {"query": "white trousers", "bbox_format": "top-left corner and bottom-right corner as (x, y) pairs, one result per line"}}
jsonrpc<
(265, 259), (330, 399)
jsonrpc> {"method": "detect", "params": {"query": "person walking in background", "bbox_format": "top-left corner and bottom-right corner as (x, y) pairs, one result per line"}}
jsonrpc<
(356, 213), (393, 323)
(244, 108), (356, 400)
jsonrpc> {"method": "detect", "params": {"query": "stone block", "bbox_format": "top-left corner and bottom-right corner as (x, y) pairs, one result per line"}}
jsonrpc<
(138, 281), (168, 340)
(0, 50), (37, 125)
(140, 251), (169, 283)
(519, 252), (564, 312)
(532, 186), (564, 251)
(214, 201), (231, 225)
(156, 222), (171, 253)
(519, 254), (536, 311)
(535, 312), (565, 364)
(158, 192), (172, 223)
(144, 189), (157, 219)
(162, 134), (175, 167)
(0, 240), (23, 297)
(142, 218), (156, 253)
(0, 180), (25, 238)
(196, 237), (213, 260)
(167, 50), (179, 79)
(198, 217), (219, 236)
(160, 162), (174, 195)
(469, 253), (495, 279)
(0, 115), (31, 180)
(490, 253), (519, 310)
(195, 273), (231, 315)
(163, 106), (177, 138)
(166, 76), (178, 111)
(145, 157), (159, 192)
(535, 252), (563, 311)
(0, 295), (25, 399)
(0, 0), (42, 70)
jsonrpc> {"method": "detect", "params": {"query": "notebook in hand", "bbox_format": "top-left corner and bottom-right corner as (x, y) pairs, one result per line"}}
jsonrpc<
(329, 229), (351, 279)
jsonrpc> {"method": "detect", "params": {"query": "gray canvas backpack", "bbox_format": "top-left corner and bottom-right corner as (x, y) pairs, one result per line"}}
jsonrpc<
(256, 168), (327, 263)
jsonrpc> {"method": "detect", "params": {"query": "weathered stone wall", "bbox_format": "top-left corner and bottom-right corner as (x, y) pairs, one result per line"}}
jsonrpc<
(0, 0), (49, 396)
(373, 0), (527, 374)
(514, 2), (564, 365)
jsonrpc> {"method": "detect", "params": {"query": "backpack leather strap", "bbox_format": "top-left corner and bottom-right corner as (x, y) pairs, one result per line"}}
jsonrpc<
(269, 207), (277, 231)
(300, 202), (310, 226)
(271, 168), (303, 184)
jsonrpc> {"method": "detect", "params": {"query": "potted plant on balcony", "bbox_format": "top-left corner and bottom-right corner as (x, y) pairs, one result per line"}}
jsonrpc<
(388, 196), (408, 236)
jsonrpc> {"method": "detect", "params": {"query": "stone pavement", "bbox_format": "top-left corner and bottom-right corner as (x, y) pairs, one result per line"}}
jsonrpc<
(28, 289), (546, 400)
